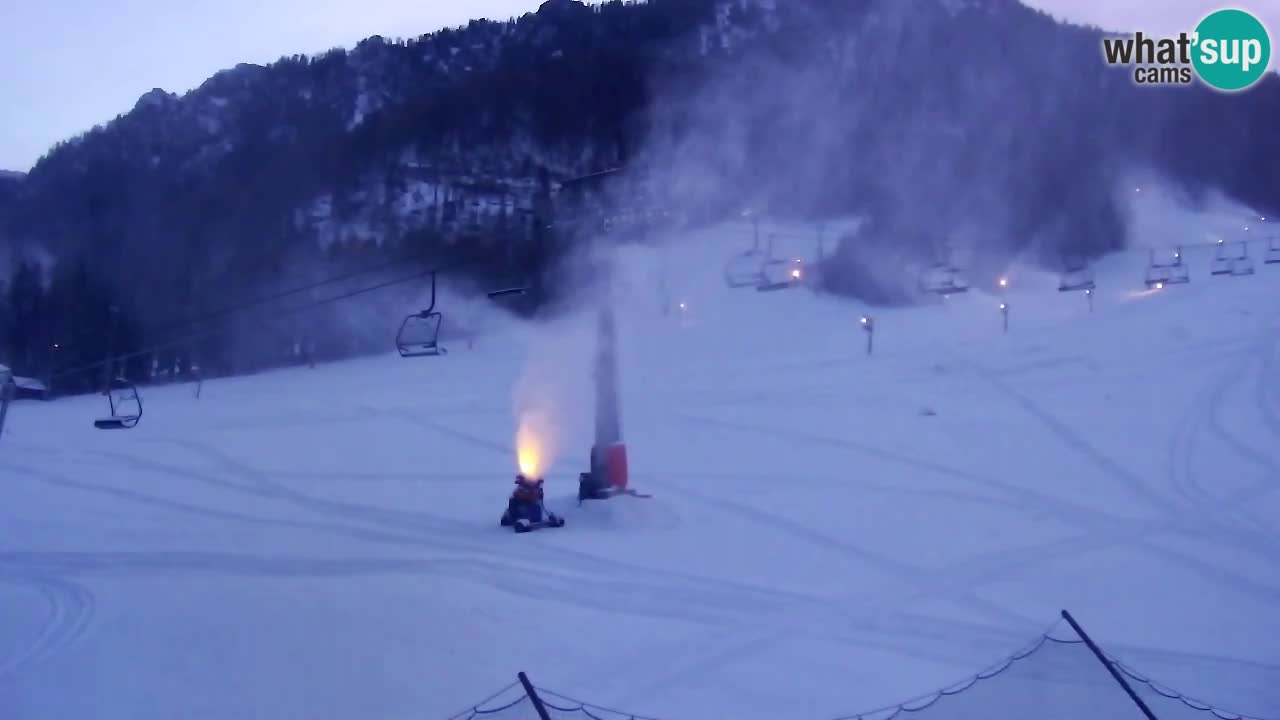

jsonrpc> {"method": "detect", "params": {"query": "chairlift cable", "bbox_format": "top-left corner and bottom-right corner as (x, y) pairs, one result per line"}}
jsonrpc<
(48, 247), (450, 384)
(147, 249), (444, 338)
(49, 263), (451, 383)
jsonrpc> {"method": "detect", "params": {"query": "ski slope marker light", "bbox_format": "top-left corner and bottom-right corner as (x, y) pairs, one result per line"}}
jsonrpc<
(1000, 303), (1009, 333)
(861, 316), (874, 355)
(998, 277), (1009, 289)
(1155, 282), (1165, 289)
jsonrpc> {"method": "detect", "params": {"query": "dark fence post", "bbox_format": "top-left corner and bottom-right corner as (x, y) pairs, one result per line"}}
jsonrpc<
(517, 671), (552, 720)
(1061, 610), (1159, 720)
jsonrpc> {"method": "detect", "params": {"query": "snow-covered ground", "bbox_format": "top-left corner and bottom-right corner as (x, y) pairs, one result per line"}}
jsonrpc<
(2, 213), (1279, 720)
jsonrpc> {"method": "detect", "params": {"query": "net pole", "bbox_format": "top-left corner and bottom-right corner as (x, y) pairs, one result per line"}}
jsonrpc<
(1061, 609), (1160, 720)
(517, 672), (552, 720)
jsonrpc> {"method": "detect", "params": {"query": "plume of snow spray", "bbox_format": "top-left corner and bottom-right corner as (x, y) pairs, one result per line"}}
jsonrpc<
(511, 304), (596, 480)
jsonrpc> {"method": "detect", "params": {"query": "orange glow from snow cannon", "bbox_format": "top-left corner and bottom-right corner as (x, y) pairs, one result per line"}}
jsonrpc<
(516, 422), (546, 478)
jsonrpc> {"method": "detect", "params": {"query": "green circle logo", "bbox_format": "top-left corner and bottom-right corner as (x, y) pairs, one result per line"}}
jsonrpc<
(1192, 9), (1271, 91)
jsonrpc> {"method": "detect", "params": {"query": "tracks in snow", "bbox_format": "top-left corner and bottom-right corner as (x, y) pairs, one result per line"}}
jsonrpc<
(0, 570), (95, 683)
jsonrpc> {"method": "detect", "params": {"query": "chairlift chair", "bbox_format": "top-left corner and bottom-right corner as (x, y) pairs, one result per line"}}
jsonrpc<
(919, 262), (971, 295)
(1266, 236), (1280, 265)
(756, 259), (804, 292)
(395, 271), (448, 358)
(1211, 240), (1253, 277)
(1231, 243), (1256, 276)
(1057, 255), (1096, 292)
(724, 219), (772, 289)
(1213, 240), (1244, 274)
(94, 378), (142, 430)
(1145, 246), (1188, 287)
(724, 250), (770, 289)
(1210, 241), (1233, 276)
(1223, 240), (1254, 274)
(396, 311), (446, 357)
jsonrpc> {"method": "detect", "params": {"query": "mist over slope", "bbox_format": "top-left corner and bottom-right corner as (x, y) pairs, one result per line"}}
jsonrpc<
(638, 0), (1278, 303)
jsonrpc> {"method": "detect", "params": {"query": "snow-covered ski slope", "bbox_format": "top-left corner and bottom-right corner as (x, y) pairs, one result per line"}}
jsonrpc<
(3, 211), (1280, 720)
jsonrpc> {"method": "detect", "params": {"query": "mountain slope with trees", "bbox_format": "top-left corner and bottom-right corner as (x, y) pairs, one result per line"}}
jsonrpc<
(1, 0), (1275, 389)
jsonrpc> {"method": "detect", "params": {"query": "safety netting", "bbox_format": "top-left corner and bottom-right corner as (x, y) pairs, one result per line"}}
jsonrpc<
(446, 682), (661, 720)
(446, 616), (1275, 720)
(1109, 656), (1278, 720)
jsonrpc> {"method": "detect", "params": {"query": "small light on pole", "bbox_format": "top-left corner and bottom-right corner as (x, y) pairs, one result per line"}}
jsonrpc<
(861, 315), (874, 355)
(1155, 282), (1165, 290)
(1085, 288), (1093, 313)
(1000, 303), (1009, 333)
(998, 276), (1009, 291)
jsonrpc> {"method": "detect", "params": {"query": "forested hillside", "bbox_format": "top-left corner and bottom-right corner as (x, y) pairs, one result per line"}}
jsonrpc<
(1, 0), (1275, 390)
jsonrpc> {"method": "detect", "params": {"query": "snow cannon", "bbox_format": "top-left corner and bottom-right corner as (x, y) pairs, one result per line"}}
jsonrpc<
(577, 442), (650, 504)
(500, 474), (564, 533)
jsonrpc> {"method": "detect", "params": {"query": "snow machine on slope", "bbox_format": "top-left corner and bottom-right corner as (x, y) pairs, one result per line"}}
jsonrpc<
(577, 443), (651, 503)
(500, 475), (565, 533)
